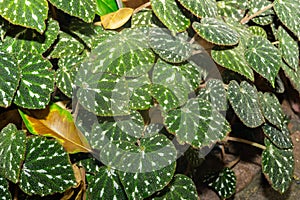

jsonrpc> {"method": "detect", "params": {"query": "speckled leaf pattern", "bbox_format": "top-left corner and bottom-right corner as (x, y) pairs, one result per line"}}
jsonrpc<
(217, 0), (248, 21)
(228, 81), (264, 128)
(249, 0), (274, 25)
(277, 26), (299, 70)
(248, 26), (267, 38)
(131, 9), (161, 28)
(244, 36), (281, 87)
(211, 45), (254, 81)
(0, 51), (20, 107)
(281, 63), (300, 94)
(0, 175), (11, 200)
(149, 28), (192, 63)
(262, 124), (293, 149)
(258, 92), (284, 129)
(48, 0), (95, 23)
(151, 0), (190, 33)
(192, 18), (239, 46)
(274, 0), (300, 40)
(19, 137), (76, 196)
(14, 52), (54, 109)
(0, 0), (48, 33)
(165, 98), (230, 148)
(177, 0), (218, 18)
(262, 138), (294, 193)
(0, 124), (26, 183)
(153, 174), (198, 200)
(87, 167), (126, 200)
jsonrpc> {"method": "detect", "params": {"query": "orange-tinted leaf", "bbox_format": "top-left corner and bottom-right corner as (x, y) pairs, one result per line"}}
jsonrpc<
(19, 103), (92, 153)
(100, 7), (134, 29)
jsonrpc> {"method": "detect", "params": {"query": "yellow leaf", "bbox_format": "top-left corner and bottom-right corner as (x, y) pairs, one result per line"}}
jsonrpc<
(100, 7), (134, 29)
(19, 103), (92, 154)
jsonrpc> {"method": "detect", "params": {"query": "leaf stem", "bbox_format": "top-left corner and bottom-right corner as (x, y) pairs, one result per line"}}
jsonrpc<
(240, 3), (274, 24)
(133, 2), (151, 14)
(225, 136), (266, 150)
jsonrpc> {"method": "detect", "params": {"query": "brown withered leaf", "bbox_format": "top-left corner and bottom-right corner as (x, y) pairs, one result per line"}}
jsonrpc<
(122, 0), (149, 9)
(100, 7), (134, 29)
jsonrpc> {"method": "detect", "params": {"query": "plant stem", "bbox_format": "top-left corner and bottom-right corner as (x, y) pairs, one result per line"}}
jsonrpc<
(240, 3), (274, 24)
(133, 2), (151, 14)
(225, 136), (266, 150)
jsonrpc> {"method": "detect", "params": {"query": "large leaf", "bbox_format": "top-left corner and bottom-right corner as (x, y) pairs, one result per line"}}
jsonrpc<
(177, 0), (218, 18)
(274, 0), (300, 40)
(262, 138), (294, 193)
(48, 0), (96, 23)
(244, 36), (281, 87)
(217, 0), (248, 21)
(165, 98), (230, 148)
(19, 137), (76, 196)
(227, 80), (264, 128)
(0, 175), (11, 200)
(248, 0), (274, 25)
(0, 124), (26, 183)
(95, 0), (119, 16)
(19, 103), (92, 153)
(0, 0), (48, 33)
(151, 0), (190, 33)
(0, 50), (20, 107)
(262, 123), (293, 149)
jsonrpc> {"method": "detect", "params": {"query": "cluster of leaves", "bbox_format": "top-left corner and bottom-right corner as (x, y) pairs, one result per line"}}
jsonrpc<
(0, 0), (299, 199)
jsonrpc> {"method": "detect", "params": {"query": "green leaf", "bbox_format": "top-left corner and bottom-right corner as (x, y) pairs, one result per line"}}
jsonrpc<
(95, 0), (119, 16)
(0, 124), (26, 183)
(262, 138), (294, 193)
(281, 63), (300, 94)
(192, 18), (239, 46)
(14, 52), (54, 109)
(0, 0), (48, 33)
(151, 0), (190, 33)
(244, 36), (281, 87)
(87, 167), (126, 200)
(149, 28), (192, 63)
(217, 0), (248, 21)
(228, 80), (264, 128)
(211, 45), (254, 81)
(0, 175), (11, 200)
(277, 26), (299, 70)
(262, 123), (293, 149)
(248, 26), (267, 38)
(48, 0), (96, 23)
(274, 0), (300, 40)
(131, 9), (161, 28)
(177, 0), (218, 18)
(154, 174), (198, 200)
(19, 137), (76, 196)
(249, 0), (274, 25)
(165, 98), (230, 148)
(0, 17), (9, 41)
(0, 50), (20, 108)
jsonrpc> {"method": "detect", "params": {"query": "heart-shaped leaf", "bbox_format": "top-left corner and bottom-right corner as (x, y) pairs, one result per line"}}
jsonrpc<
(217, 0), (248, 21)
(248, 0), (274, 25)
(262, 138), (294, 193)
(177, 0), (218, 18)
(0, 175), (11, 200)
(101, 8), (134, 29)
(262, 123), (293, 149)
(0, 124), (26, 183)
(19, 137), (76, 196)
(227, 80), (264, 128)
(95, 0), (119, 16)
(19, 103), (92, 153)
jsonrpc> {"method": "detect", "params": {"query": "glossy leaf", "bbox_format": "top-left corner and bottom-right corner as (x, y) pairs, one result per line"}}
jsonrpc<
(0, 175), (11, 200)
(262, 123), (293, 149)
(101, 8), (134, 29)
(281, 63), (300, 94)
(95, 0), (119, 16)
(19, 137), (76, 196)
(244, 36), (281, 87)
(0, 0), (48, 33)
(0, 124), (26, 183)
(177, 0), (218, 18)
(193, 18), (239, 46)
(228, 80), (264, 128)
(19, 103), (92, 153)
(262, 138), (294, 193)
(248, 0), (274, 25)
(151, 0), (190, 33)
(217, 0), (248, 21)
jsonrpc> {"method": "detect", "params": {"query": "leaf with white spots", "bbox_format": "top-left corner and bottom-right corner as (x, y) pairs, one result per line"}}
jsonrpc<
(211, 45), (254, 81)
(165, 98), (230, 148)
(227, 80), (264, 128)
(248, 26), (267, 38)
(262, 138), (294, 193)
(151, 0), (190, 33)
(0, 175), (11, 200)
(149, 28), (192, 63)
(193, 18), (239, 46)
(14, 52), (54, 109)
(131, 8), (162, 28)
(0, 124), (26, 183)
(19, 137), (76, 196)
(248, 0), (274, 25)
(0, 51), (20, 108)
(206, 168), (236, 199)
(262, 123), (293, 149)
(178, 0), (218, 18)
(244, 36), (282, 87)
(48, 0), (96, 23)
(274, 0), (300, 40)
(0, 0), (48, 33)
(154, 174), (198, 200)
(281, 62), (300, 94)
(277, 26), (299, 70)
(217, 0), (248, 21)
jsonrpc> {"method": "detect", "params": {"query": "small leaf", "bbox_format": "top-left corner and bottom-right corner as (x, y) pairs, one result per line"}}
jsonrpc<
(131, 9), (161, 28)
(0, 175), (11, 200)
(262, 123), (293, 149)
(249, 0), (274, 25)
(281, 63), (300, 94)
(0, 17), (9, 40)
(19, 137), (76, 196)
(177, 0), (218, 18)
(244, 36), (281, 87)
(95, 0), (119, 16)
(227, 80), (264, 128)
(19, 103), (92, 153)
(0, 0), (48, 33)
(151, 0), (190, 33)
(101, 8), (134, 29)
(217, 0), (248, 21)
(248, 26), (267, 38)
(0, 124), (26, 183)
(262, 138), (294, 193)
(193, 18), (239, 46)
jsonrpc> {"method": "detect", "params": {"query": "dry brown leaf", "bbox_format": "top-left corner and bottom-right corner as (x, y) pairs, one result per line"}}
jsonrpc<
(122, 0), (149, 9)
(100, 7), (134, 29)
